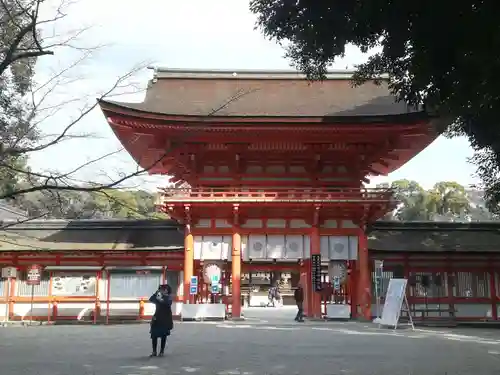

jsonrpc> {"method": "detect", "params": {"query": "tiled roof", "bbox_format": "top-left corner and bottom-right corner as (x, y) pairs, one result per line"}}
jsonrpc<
(102, 69), (421, 118)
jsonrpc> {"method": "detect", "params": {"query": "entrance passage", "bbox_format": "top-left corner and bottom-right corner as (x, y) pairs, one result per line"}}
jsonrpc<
(241, 263), (301, 307)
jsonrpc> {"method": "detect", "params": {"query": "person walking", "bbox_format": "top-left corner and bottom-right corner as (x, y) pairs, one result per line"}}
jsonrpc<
(294, 283), (304, 322)
(266, 285), (276, 307)
(149, 284), (174, 357)
(274, 282), (282, 307)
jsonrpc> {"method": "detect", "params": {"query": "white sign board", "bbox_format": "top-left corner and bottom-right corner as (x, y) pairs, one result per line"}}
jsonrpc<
(1, 267), (17, 278)
(379, 278), (408, 328)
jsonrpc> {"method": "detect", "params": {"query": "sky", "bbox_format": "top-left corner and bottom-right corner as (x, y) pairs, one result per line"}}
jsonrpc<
(30, 0), (478, 191)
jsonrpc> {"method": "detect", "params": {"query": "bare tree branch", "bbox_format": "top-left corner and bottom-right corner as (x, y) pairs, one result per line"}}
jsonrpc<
(0, 0), (156, 220)
(0, 0), (60, 75)
(0, 0), (263, 223)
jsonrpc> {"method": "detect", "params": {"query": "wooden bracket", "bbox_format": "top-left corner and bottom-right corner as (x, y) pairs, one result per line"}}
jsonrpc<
(184, 204), (191, 225)
(235, 153), (241, 174)
(359, 203), (371, 228)
(233, 204), (240, 226)
(189, 153), (197, 173)
(313, 205), (321, 226)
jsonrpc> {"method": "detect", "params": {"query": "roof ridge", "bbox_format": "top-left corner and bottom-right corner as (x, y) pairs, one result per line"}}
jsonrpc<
(150, 67), (389, 81)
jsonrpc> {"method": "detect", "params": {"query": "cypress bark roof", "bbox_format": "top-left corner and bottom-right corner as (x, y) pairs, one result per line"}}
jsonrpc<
(368, 221), (500, 252)
(0, 219), (498, 253)
(0, 219), (184, 252)
(103, 69), (421, 118)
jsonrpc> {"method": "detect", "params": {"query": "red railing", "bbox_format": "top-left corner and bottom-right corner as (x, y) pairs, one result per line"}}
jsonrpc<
(157, 187), (395, 204)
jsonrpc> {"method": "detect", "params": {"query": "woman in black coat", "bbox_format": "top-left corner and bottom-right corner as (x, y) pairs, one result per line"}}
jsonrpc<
(148, 284), (174, 357)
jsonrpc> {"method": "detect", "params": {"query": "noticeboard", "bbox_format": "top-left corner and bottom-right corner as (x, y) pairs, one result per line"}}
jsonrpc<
(1, 267), (17, 278)
(379, 278), (407, 327)
(189, 276), (198, 295)
(26, 264), (43, 286)
(311, 254), (322, 292)
(190, 276), (198, 286)
(333, 276), (341, 291)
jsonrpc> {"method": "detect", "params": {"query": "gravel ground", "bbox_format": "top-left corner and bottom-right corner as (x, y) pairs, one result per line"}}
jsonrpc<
(1, 319), (500, 375)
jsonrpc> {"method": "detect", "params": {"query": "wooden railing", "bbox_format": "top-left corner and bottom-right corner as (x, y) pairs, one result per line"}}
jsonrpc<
(158, 187), (394, 204)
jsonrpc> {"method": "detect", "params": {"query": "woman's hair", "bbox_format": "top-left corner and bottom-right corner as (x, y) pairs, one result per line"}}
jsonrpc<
(159, 284), (172, 294)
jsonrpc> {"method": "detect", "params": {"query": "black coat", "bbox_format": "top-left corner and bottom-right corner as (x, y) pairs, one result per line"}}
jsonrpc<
(149, 293), (174, 332)
(294, 287), (304, 304)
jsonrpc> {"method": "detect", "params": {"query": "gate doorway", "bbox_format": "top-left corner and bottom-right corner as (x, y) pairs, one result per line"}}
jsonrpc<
(241, 263), (301, 307)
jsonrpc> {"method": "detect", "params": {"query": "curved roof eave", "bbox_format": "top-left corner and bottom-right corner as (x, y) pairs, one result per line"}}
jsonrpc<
(98, 98), (435, 126)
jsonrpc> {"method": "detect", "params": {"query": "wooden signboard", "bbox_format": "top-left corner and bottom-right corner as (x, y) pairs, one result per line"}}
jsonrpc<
(311, 254), (322, 292)
(26, 264), (43, 286)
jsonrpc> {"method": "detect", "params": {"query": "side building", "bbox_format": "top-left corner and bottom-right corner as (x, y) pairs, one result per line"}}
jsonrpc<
(1, 219), (499, 322)
(0, 219), (184, 323)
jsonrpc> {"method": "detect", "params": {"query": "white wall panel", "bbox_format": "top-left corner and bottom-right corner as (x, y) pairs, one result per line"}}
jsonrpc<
(319, 235), (358, 260)
(348, 236), (358, 260)
(329, 236), (350, 260)
(242, 219), (263, 228)
(241, 236), (249, 261)
(222, 235), (232, 261)
(267, 219), (286, 228)
(289, 219), (310, 228)
(194, 236), (203, 260)
(215, 219), (231, 228)
(201, 236), (223, 260)
(285, 235), (304, 259)
(303, 235), (311, 258)
(320, 236), (329, 259)
(266, 235), (285, 259)
(248, 235), (266, 259)
(195, 219), (211, 228)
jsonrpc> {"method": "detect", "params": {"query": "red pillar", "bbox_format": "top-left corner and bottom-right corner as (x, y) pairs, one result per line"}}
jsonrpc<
(232, 230), (242, 319)
(358, 229), (371, 320)
(183, 225), (194, 304)
(94, 270), (101, 324)
(310, 227), (322, 318)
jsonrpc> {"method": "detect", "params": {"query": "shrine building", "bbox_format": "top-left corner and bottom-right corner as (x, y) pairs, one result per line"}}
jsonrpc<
(1, 219), (500, 323)
(98, 68), (442, 320)
(2, 69), (499, 325)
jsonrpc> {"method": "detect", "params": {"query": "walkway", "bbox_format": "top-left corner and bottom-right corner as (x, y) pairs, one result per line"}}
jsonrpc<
(1, 312), (500, 374)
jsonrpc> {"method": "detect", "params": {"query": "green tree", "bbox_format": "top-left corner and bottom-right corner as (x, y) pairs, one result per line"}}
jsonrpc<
(250, 1), (500, 212)
(379, 180), (476, 221)
(0, 0), (41, 199)
(13, 188), (167, 219)
(384, 179), (433, 221)
(97, 189), (167, 219)
(427, 182), (470, 218)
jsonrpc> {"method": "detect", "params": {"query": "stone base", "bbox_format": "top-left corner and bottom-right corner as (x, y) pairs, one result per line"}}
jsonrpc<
(181, 317), (225, 322)
(349, 316), (373, 323)
(230, 317), (246, 322)
(324, 318), (350, 322)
